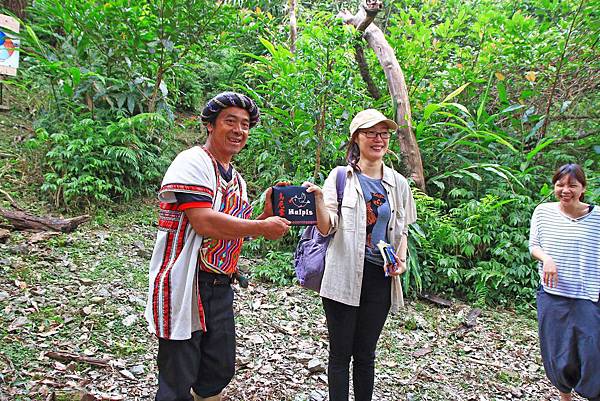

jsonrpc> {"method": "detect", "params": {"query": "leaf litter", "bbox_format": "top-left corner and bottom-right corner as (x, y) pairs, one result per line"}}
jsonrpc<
(0, 212), (587, 401)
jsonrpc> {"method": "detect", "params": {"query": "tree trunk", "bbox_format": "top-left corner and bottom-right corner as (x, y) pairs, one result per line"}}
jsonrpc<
(313, 57), (333, 180)
(148, 68), (164, 113)
(289, 0), (297, 54)
(0, 208), (90, 232)
(338, 1), (426, 192)
(2, 0), (27, 19)
(313, 97), (326, 181)
(355, 43), (381, 99)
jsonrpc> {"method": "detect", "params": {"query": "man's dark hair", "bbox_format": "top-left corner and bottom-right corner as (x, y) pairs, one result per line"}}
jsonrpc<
(200, 92), (260, 128)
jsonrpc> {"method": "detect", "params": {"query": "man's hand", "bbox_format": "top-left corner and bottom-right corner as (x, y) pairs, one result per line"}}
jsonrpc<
(542, 256), (558, 288)
(260, 216), (291, 240)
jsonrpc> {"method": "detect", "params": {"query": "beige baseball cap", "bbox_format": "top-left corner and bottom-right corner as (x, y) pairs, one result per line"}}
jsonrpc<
(349, 109), (398, 136)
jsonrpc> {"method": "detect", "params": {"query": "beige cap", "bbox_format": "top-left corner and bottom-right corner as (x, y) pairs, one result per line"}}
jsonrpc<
(349, 109), (398, 136)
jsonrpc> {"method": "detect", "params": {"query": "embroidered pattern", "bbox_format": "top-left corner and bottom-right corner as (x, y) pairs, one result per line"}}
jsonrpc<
(160, 183), (214, 198)
(198, 174), (252, 274)
(152, 212), (189, 338)
(158, 202), (183, 232)
(148, 146), (252, 338)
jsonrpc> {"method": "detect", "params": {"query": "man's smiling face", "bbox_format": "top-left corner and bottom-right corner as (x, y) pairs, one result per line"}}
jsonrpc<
(206, 106), (251, 161)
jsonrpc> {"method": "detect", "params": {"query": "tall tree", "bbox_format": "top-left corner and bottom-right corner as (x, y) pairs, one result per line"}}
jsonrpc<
(288, 0), (297, 53)
(338, 0), (426, 192)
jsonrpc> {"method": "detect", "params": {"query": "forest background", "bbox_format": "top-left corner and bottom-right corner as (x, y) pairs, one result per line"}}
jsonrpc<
(0, 0), (599, 398)
(0, 0), (598, 306)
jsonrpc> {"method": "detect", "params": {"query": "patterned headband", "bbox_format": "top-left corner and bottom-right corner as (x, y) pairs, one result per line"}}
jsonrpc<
(200, 92), (260, 128)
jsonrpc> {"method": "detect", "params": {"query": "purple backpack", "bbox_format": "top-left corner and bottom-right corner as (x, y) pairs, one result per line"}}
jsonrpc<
(293, 167), (347, 292)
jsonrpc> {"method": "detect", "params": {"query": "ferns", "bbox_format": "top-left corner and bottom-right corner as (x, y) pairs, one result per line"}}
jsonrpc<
(410, 190), (539, 306)
(28, 113), (174, 207)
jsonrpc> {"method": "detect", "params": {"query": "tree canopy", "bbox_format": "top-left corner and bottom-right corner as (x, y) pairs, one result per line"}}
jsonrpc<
(1, 0), (599, 304)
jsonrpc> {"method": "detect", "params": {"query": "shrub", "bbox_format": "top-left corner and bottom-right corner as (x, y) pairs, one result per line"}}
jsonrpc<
(411, 191), (538, 305)
(249, 250), (296, 286)
(27, 113), (174, 207)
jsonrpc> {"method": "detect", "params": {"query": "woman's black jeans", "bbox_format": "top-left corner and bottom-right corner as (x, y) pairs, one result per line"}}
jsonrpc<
(322, 259), (392, 401)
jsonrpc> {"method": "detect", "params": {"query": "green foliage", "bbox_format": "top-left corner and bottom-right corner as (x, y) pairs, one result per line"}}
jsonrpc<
(12, 0), (230, 208)
(4, 0), (597, 305)
(25, 0), (230, 114)
(238, 13), (372, 192)
(411, 191), (539, 305)
(250, 250), (296, 286)
(416, 79), (528, 196)
(27, 113), (174, 206)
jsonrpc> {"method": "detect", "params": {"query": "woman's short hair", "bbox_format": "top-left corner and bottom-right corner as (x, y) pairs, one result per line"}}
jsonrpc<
(552, 163), (587, 201)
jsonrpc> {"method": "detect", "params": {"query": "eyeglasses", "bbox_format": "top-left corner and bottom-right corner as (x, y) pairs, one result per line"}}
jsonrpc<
(359, 130), (392, 139)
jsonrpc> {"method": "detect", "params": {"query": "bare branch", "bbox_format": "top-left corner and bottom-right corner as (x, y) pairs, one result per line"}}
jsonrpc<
(539, 0), (587, 138)
(555, 129), (599, 144)
(338, 2), (426, 191)
(357, 0), (383, 31)
(354, 43), (381, 99)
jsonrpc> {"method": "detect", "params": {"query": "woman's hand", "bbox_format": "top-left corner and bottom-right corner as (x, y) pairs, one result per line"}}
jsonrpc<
(387, 257), (407, 276)
(302, 181), (330, 235)
(387, 249), (407, 276)
(542, 256), (558, 288)
(387, 262), (405, 276)
(302, 181), (323, 200)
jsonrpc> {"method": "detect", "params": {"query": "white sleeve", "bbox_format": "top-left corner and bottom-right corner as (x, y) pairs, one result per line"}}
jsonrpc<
(158, 148), (216, 204)
(528, 206), (541, 252)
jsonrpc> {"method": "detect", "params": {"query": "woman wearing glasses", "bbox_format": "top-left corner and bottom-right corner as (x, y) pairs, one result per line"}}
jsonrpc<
(304, 109), (417, 401)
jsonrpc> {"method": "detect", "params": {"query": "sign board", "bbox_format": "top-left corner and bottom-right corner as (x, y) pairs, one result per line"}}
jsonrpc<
(0, 14), (20, 76)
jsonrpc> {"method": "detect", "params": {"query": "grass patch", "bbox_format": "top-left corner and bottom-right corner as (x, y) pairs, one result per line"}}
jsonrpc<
(496, 369), (522, 385)
(0, 335), (37, 373)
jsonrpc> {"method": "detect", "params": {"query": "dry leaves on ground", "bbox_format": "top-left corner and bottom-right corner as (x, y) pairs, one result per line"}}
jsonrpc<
(0, 217), (588, 401)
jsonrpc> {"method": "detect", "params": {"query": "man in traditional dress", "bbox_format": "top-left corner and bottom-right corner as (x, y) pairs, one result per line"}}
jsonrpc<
(145, 92), (290, 401)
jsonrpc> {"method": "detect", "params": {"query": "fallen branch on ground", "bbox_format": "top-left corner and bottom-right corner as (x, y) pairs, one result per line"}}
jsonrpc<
(46, 351), (110, 368)
(454, 308), (482, 337)
(464, 356), (505, 369)
(0, 207), (90, 232)
(419, 292), (452, 307)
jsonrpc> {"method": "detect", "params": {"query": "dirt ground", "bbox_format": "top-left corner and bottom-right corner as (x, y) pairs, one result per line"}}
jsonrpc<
(0, 206), (586, 401)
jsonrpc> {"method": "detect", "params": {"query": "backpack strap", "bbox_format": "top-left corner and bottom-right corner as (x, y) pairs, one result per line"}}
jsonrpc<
(335, 166), (348, 211)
